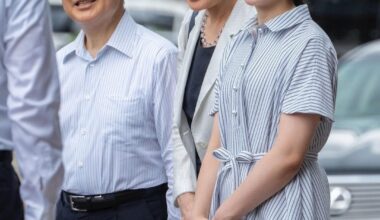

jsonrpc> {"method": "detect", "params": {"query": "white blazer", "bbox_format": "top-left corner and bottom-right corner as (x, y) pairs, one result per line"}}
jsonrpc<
(172, 0), (256, 204)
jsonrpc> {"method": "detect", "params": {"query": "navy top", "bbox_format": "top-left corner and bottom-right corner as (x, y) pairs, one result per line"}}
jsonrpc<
(183, 36), (215, 175)
(183, 37), (215, 126)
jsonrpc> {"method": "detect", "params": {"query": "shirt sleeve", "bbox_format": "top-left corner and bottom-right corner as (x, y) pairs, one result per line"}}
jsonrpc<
(281, 38), (338, 122)
(172, 10), (199, 206)
(153, 47), (181, 219)
(4, 1), (63, 220)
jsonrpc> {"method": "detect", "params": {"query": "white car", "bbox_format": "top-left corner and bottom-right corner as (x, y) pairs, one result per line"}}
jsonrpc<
(320, 40), (380, 219)
(125, 0), (188, 44)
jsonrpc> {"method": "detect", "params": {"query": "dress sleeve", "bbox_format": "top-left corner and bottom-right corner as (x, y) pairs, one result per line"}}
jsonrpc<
(281, 38), (338, 122)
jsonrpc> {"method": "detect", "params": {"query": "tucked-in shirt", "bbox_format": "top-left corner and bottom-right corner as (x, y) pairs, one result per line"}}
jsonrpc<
(56, 12), (179, 219)
(0, 1), (63, 220)
(210, 5), (337, 219)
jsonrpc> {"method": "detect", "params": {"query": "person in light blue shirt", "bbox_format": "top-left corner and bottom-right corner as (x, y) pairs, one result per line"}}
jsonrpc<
(0, 1), (63, 220)
(56, 0), (178, 219)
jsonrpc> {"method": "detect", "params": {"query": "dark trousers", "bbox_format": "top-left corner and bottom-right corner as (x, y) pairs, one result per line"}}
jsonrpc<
(0, 152), (24, 220)
(56, 187), (168, 220)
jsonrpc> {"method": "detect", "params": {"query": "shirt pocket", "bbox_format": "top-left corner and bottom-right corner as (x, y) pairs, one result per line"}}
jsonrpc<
(100, 95), (145, 140)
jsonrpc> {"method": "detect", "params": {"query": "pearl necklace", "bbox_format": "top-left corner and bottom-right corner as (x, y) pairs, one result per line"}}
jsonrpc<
(200, 12), (224, 48)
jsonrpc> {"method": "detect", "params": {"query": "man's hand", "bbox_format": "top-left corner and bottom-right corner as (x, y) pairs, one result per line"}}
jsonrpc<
(178, 192), (195, 220)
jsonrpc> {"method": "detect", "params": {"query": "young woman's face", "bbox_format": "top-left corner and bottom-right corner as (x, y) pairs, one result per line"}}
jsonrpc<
(62, 0), (124, 26)
(186, 0), (223, 11)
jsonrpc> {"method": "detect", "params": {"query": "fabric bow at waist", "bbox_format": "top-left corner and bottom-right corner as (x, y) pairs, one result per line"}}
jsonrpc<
(209, 147), (318, 219)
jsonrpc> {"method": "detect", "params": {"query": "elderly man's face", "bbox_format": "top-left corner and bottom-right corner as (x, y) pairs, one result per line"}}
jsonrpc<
(62, 0), (124, 26)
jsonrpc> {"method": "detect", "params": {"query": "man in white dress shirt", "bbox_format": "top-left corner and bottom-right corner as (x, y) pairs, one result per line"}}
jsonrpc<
(56, 0), (179, 219)
(0, 0), (63, 220)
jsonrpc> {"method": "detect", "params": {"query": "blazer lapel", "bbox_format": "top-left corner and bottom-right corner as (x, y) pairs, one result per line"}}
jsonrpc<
(175, 11), (204, 125)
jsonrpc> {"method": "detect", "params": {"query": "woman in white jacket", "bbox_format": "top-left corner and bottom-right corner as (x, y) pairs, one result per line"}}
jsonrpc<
(171, 1), (255, 219)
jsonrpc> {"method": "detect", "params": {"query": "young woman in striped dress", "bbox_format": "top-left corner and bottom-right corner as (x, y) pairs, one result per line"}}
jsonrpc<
(193, 0), (337, 219)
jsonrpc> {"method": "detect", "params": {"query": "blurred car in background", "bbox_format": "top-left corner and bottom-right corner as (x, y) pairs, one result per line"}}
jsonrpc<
(320, 40), (380, 219)
(49, 0), (188, 49)
(125, 0), (188, 44)
(49, 0), (79, 49)
(309, 0), (380, 56)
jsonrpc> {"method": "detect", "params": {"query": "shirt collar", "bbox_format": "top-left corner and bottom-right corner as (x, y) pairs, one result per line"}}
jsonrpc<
(105, 12), (138, 57)
(245, 5), (311, 33)
(62, 12), (138, 62)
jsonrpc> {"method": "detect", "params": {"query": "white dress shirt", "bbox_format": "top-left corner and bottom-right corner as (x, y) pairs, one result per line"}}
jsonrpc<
(0, 0), (63, 220)
(56, 12), (179, 219)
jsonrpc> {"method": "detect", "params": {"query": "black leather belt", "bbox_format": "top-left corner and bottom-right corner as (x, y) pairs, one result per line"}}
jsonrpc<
(0, 150), (12, 162)
(62, 183), (168, 212)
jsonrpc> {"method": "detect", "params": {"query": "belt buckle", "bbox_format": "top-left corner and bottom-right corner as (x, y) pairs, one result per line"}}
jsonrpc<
(69, 195), (88, 212)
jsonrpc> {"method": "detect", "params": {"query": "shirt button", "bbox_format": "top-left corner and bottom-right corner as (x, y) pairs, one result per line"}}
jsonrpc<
(240, 63), (245, 68)
(233, 86), (238, 91)
(80, 129), (87, 136)
(78, 161), (84, 168)
(89, 63), (95, 67)
(232, 110), (238, 116)
(84, 95), (91, 101)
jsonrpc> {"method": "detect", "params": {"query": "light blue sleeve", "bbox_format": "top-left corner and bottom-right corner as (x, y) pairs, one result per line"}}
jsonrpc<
(4, 0), (63, 219)
(153, 47), (181, 219)
(282, 38), (338, 122)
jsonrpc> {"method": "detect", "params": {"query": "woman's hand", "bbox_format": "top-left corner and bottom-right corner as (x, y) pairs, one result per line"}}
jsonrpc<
(178, 192), (195, 220)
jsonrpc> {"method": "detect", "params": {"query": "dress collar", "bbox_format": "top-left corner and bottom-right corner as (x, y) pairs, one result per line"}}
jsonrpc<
(244, 5), (311, 33)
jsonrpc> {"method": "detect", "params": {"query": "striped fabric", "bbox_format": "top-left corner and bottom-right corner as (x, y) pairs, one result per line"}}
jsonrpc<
(210, 5), (337, 220)
(56, 12), (179, 218)
(0, 1), (63, 219)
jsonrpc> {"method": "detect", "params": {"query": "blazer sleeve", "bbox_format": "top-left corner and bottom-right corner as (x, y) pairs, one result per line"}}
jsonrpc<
(172, 9), (198, 206)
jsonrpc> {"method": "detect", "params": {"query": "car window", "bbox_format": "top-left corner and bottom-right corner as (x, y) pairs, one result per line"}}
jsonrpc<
(335, 55), (380, 119)
(129, 10), (177, 43)
(51, 5), (74, 32)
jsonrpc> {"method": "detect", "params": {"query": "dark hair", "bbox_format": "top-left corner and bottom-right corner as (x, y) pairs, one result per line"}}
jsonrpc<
(293, 0), (305, 6)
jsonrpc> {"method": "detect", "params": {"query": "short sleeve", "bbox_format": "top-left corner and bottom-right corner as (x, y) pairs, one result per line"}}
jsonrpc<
(281, 38), (338, 122)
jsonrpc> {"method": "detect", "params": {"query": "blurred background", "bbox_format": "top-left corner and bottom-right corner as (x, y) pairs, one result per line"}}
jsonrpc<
(48, 0), (380, 219)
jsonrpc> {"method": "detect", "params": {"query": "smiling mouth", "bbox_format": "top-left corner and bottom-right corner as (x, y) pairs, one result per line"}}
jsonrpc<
(74, 0), (97, 7)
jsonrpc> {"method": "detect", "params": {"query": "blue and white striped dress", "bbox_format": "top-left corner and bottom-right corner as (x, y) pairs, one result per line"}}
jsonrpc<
(210, 5), (337, 220)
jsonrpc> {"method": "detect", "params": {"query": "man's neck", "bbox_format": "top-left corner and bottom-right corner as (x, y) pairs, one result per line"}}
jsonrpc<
(83, 8), (125, 58)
